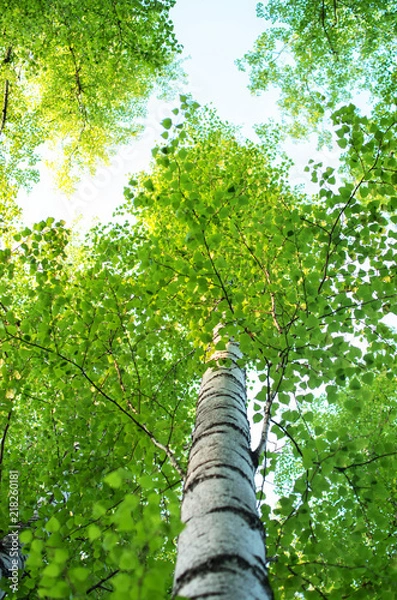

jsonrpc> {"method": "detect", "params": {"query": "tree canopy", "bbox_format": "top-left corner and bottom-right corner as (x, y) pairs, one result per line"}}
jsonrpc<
(0, 0), (181, 204)
(237, 0), (397, 137)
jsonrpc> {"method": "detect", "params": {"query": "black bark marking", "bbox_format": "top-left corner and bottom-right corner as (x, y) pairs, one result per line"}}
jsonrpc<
(181, 594), (224, 599)
(182, 594), (223, 599)
(189, 434), (254, 471)
(191, 421), (250, 447)
(184, 473), (230, 493)
(196, 405), (247, 422)
(185, 462), (255, 493)
(197, 393), (247, 417)
(199, 370), (246, 394)
(207, 505), (265, 535)
(174, 553), (273, 598)
(194, 418), (249, 440)
(197, 388), (244, 408)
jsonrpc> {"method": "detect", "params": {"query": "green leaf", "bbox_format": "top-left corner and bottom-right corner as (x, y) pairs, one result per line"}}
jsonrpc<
(104, 470), (123, 488)
(42, 563), (61, 578)
(349, 378), (361, 390)
(162, 118), (172, 130)
(88, 525), (101, 542)
(69, 567), (89, 582)
(45, 517), (60, 533)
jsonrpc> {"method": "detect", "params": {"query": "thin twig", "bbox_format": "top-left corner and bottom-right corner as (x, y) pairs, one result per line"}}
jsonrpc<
(86, 570), (119, 595)
(0, 409), (12, 485)
(0, 79), (10, 135)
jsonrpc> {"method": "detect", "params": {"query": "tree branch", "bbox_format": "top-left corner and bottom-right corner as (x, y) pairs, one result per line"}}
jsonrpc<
(0, 79), (10, 135)
(86, 570), (119, 594)
(201, 229), (235, 316)
(3, 47), (12, 65)
(0, 409), (12, 485)
(320, 0), (339, 59)
(335, 451), (397, 471)
(270, 417), (304, 458)
(234, 222), (283, 334)
(318, 177), (364, 293)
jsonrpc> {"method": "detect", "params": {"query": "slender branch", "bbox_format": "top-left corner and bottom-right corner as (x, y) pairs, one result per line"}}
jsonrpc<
(321, 292), (397, 320)
(0, 79), (10, 135)
(110, 0), (123, 45)
(0, 409), (12, 484)
(340, 470), (371, 528)
(318, 177), (365, 293)
(235, 222), (283, 333)
(86, 570), (119, 595)
(319, 119), (397, 295)
(112, 357), (126, 393)
(294, 559), (376, 575)
(153, 350), (195, 400)
(252, 347), (290, 464)
(270, 418), (303, 457)
(320, 0), (339, 58)
(201, 229), (235, 316)
(335, 451), (397, 471)
(264, 266), (283, 334)
(68, 44), (87, 126)
(252, 390), (275, 465)
(0, 47), (12, 135)
(50, 408), (63, 469)
(3, 47), (12, 65)
(333, 0), (338, 24)
(288, 564), (329, 600)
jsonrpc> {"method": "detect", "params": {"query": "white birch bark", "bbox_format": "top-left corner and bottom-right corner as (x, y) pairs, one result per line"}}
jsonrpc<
(173, 340), (273, 600)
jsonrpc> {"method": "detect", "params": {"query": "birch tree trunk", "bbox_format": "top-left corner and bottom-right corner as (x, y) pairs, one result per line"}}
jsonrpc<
(173, 340), (273, 599)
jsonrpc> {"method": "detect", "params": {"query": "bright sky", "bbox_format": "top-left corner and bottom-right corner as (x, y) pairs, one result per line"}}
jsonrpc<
(17, 0), (339, 229)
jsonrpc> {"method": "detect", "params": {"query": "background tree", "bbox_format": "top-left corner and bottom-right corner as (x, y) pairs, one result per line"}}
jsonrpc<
(0, 0), (181, 206)
(237, 0), (397, 138)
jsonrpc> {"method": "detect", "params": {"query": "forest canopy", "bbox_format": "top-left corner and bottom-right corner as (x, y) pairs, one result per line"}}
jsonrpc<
(0, 2), (396, 599)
